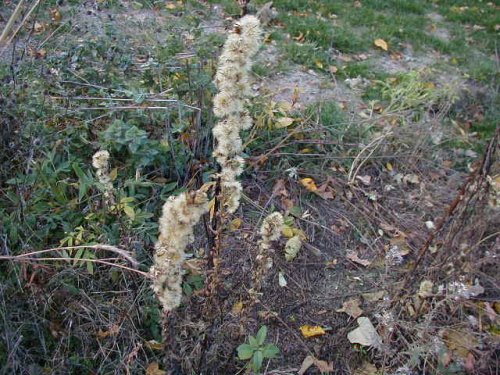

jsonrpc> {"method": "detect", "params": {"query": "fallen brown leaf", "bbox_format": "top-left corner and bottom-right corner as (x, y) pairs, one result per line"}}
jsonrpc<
(337, 298), (364, 319)
(298, 355), (334, 374)
(346, 250), (371, 266)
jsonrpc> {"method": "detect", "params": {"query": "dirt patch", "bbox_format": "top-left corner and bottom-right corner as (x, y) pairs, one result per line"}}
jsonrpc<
(259, 66), (364, 111)
(370, 45), (445, 75)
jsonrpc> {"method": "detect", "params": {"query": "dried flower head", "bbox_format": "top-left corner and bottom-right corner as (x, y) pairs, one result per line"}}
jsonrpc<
(92, 150), (114, 204)
(284, 235), (302, 262)
(150, 190), (208, 312)
(212, 15), (262, 214)
(250, 212), (284, 300)
(260, 212), (284, 241)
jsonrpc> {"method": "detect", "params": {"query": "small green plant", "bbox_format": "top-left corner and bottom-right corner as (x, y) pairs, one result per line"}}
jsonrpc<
(237, 326), (280, 373)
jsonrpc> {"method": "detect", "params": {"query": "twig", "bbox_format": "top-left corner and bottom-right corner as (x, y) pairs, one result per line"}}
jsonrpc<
(4, 0), (42, 46)
(0, 256), (149, 278)
(0, 244), (139, 268)
(396, 127), (499, 300)
(0, 0), (25, 44)
(347, 131), (392, 184)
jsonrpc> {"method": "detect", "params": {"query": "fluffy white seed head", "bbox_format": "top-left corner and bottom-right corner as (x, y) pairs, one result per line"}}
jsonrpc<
(260, 212), (284, 242)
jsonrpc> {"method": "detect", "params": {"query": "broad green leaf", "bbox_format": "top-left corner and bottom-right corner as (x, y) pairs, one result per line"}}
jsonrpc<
(256, 326), (268, 346)
(123, 205), (135, 220)
(237, 344), (254, 360)
(248, 336), (258, 348)
(252, 350), (263, 372)
(262, 344), (280, 358)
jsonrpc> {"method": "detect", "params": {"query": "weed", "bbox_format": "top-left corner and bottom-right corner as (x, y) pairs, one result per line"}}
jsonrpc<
(237, 326), (280, 373)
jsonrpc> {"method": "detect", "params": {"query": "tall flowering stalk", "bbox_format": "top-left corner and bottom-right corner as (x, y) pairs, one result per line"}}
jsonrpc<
(212, 15), (262, 213)
(149, 16), (262, 313)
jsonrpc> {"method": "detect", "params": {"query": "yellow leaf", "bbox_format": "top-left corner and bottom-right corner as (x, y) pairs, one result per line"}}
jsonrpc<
(146, 362), (166, 375)
(145, 340), (165, 351)
(374, 38), (388, 51)
(315, 60), (324, 69)
(386, 162), (393, 171)
(277, 101), (292, 112)
(300, 178), (317, 192)
(300, 325), (326, 338)
(50, 8), (62, 22)
(109, 168), (118, 182)
(208, 198), (215, 221)
(166, 3), (177, 9)
(232, 301), (244, 314)
(276, 117), (295, 128)
(299, 148), (314, 154)
(282, 225), (295, 238)
(230, 218), (242, 231)
(292, 228), (307, 240)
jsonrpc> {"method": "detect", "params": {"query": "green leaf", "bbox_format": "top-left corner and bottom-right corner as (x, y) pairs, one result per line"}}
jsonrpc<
(86, 259), (94, 274)
(123, 205), (135, 220)
(248, 336), (258, 348)
(73, 248), (84, 265)
(262, 344), (280, 359)
(256, 326), (268, 346)
(252, 350), (263, 372)
(237, 344), (254, 360)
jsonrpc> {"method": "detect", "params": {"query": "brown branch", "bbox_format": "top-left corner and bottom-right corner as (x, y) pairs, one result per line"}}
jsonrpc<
(396, 127), (499, 301)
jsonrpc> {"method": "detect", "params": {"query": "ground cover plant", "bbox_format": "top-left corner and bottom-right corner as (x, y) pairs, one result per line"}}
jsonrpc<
(0, 0), (498, 374)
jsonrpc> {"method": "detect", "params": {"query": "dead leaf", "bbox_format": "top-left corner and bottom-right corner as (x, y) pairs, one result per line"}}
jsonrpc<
(465, 352), (475, 374)
(300, 325), (326, 338)
(183, 258), (204, 275)
(34, 21), (45, 34)
(337, 298), (364, 319)
(443, 329), (479, 359)
(347, 317), (381, 348)
(276, 117), (295, 128)
(146, 362), (166, 375)
(362, 290), (385, 302)
(165, 3), (177, 10)
(278, 271), (287, 287)
(315, 180), (336, 200)
(50, 8), (62, 22)
(418, 280), (434, 298)
(374, 39), (388, 51)
(293, 32), (305, 42)
(232, 301), (244, 315)
(329, 65), (338, 74)
(484, 302), (498, 322)
(300, 177), (318, 192)
(346, 250), (371, 267)
(354, 362), (379, 375)
(145, 340), (165, 351)
(273, 179), (289, 197)
(96, 324), (120, 339)
(298, 355), (334, 375)
(356, 175), (372, 186)
(325, 259), (338, 268)
(230, 218), (242, 231)
(403, 174), (420, 184)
